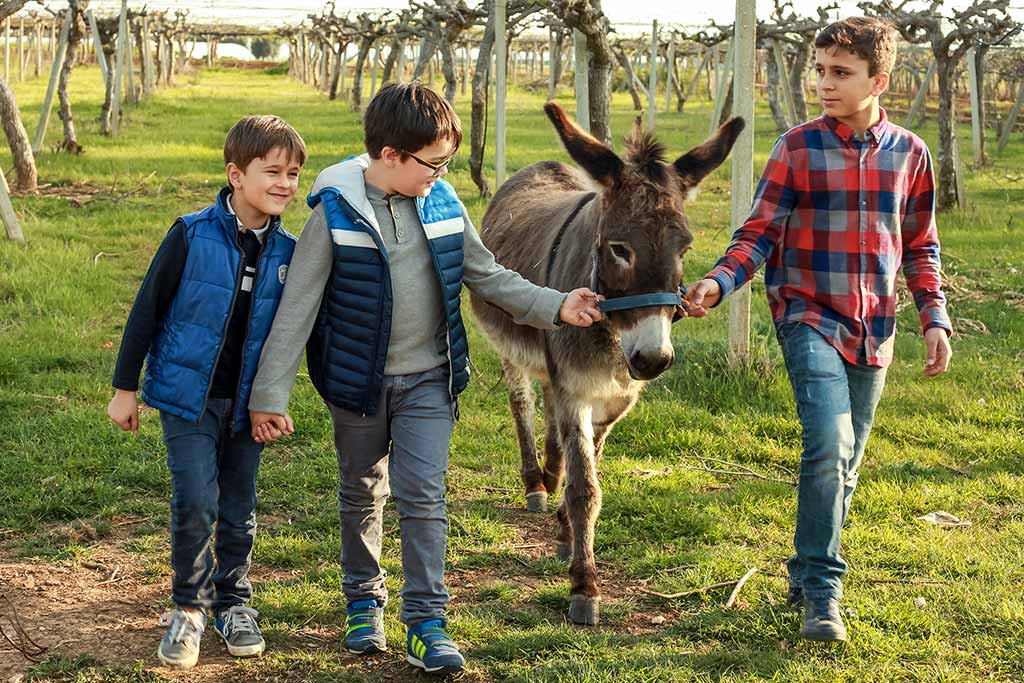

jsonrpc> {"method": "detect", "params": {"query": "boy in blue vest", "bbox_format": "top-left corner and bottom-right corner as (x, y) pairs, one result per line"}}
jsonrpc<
(248, 82), (601, 674)
(107, 115), (306, 669)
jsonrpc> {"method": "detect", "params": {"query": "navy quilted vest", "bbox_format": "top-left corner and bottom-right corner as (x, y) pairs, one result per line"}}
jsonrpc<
(306, 179), (470, 415)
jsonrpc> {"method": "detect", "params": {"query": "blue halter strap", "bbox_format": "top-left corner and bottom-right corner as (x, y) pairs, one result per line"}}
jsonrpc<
(591, 254), (688, 314)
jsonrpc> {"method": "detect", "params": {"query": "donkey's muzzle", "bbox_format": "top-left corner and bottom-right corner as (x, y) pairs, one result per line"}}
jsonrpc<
(627, 350), (674, 380)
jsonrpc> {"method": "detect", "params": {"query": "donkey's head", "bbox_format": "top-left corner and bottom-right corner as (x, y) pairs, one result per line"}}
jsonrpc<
(545, 103), (744, 381)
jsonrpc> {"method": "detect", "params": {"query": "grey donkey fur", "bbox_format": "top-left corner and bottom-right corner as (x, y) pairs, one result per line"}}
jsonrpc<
(470, 103), (744, 625)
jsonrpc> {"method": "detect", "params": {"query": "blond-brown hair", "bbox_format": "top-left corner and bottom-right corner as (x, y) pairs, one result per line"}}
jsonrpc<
(814, 17), (898, 77)
(224, 115), (307, 170)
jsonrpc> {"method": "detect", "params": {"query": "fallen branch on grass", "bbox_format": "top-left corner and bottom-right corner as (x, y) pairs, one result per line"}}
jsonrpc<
(679, 456), (796, 486)
(638, 579), (741, 600)
(725, 567), (759, 608)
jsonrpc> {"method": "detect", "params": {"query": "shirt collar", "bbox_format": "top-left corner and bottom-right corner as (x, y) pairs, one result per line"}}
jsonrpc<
(822, 107), (891, 145)
(225, 193), (271, 239)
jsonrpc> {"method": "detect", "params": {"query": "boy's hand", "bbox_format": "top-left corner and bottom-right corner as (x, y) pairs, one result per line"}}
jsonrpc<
(560, 288), (603, 327)
(108, 389), (139, 433)
(251, 411), (295, 443)
(682, 279), (721, 318)
(923, 327), (952, 377)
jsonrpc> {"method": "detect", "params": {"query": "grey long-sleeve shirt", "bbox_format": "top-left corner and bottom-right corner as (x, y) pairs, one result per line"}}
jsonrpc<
(248, 175), (566, 415)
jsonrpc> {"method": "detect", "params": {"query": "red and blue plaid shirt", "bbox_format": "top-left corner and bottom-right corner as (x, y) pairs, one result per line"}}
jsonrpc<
(707, 109), (951, 367)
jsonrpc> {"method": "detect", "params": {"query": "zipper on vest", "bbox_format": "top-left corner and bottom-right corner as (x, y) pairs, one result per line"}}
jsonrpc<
(229, 238), (267, 432)
(202, 237), (246, 424)
(420, 216), (457, 404)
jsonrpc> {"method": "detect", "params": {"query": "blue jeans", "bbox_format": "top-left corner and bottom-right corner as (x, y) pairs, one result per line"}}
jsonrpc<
(777, 322), (887, 601)
(160, 398), (263, 611)
(327, 366), (455, 626)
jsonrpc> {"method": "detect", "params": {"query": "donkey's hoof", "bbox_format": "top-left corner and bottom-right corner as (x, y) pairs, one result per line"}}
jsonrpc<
(555, 542), (572, 561)
(568, 595), (600, 626)
(525, 491), (548, 513)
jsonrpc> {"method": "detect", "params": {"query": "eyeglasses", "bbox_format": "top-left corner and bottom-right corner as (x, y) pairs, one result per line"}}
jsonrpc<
(406, 150), (458, 177)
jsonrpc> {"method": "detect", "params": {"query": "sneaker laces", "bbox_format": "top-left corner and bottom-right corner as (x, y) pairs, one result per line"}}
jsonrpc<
(221, 605), (260, 636)
(159, 609), (205, 644)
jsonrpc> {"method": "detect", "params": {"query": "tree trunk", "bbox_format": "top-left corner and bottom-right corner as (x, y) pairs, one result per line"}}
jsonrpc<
(718, 75), (734, 127)
(329, 44), (342, 100)
(935, 57), (961, 211)
(0, 77), (36, 191)
(440, 34), (457, 104)
(614, 47), (644, 111)
(351, 39), (372, 113)
(585, 30), (614, 146)
(790, 43), (809, 122)
(973, 45), (988, 165)
(548, 28), (564, 100)
(381, 37), (401, 83)
(57, 2), (84, 153)
(413, 32), (437, 81)
(766, 53), (789, 133)
(470, 8), (496, 197)
(100, 46), (115, 134)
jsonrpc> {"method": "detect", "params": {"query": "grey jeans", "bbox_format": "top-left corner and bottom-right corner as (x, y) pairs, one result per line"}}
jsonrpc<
(328, 365), (455, 625)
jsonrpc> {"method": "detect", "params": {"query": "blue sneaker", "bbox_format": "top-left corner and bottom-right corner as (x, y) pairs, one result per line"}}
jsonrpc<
(406, 619), (465, 674)
(344, 599), (386, 654)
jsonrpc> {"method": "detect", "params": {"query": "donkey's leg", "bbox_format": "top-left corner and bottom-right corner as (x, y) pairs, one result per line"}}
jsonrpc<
(591, 393), (639, 466)
(554, 498), (573, 561)
(541, 382), (565, 495)
(555, 389), (602, 626)
(505, 360), (547, 513)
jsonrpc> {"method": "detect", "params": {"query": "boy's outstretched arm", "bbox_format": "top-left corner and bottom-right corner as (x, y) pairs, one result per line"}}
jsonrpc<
(687, 136), (798, 314)
(248, 205), (332, 433)
(108, 221), (188, 432)
(902, 148), (952, 377)
(461, 207), (600, 329)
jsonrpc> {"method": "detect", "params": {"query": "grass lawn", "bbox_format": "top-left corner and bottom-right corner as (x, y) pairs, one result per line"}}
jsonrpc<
(0, 63), (1023, 682)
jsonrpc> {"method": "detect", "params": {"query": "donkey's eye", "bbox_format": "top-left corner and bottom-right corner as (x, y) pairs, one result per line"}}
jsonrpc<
(609, 242), (634, 264)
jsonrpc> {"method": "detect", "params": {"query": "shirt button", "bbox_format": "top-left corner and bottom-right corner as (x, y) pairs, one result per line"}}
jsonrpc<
(397, 231), (405, 239)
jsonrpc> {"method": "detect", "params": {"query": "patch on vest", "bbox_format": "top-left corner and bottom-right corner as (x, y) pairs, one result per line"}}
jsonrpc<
(278, 264), (288, 284)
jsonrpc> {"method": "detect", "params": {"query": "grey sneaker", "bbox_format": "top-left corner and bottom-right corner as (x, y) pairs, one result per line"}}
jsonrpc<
(157, 608), (205, 669)
(344, 599), (387, 655)
(214, 605), (266, 657)
(801, 597), (849, 642)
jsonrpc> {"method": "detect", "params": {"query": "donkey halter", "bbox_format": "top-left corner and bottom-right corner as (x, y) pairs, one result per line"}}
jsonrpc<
(549, 192), (689, 318)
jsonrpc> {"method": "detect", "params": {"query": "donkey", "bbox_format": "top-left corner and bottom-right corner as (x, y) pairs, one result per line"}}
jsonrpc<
(469, 103), (744, 625)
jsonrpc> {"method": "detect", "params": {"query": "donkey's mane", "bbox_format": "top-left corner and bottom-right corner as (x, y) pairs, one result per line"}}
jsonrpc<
(624, 131), (668, 183)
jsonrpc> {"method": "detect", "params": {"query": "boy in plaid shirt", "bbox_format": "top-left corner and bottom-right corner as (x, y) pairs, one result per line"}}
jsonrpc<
(684, 17), (952, 642)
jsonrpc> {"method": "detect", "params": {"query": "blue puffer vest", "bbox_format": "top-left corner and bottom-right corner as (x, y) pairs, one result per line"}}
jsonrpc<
(141, 187), (297, 430)
(306, 177), (470, 416)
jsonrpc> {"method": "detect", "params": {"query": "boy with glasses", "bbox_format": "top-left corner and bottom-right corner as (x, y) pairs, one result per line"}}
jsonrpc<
(247, 82), (601, 674)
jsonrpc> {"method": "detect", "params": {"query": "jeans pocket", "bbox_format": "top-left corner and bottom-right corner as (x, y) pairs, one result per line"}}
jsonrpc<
(775, 321), (802, 346)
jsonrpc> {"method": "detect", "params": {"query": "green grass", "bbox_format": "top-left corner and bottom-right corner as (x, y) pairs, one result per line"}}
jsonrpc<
(2, 65), (1024, 682)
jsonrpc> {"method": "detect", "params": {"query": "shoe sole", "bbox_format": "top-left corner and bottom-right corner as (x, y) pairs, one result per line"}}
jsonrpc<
(214, 627), (266, 657)
(157, 646), (199, 670)
(801, 628), (849, 643)
(346, 643), (387, 655)
(407, 654), (464, 675)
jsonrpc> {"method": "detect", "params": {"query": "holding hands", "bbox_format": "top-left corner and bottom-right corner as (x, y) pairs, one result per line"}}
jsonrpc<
(251, 411), (296, 443)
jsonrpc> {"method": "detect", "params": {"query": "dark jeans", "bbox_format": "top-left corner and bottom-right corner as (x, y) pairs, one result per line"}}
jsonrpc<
(778, 322), (887, 601)
(161, 398), (262, 612)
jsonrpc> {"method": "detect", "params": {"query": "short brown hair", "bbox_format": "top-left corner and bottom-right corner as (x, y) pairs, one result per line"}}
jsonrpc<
(814, 17), (898, 77)
(363, 82), (462, 159)
(224, 115), (307, 170)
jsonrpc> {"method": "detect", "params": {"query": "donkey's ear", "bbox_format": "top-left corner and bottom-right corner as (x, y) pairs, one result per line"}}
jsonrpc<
(545, 102), (623, 188)
(672, 116), (746, 191)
